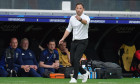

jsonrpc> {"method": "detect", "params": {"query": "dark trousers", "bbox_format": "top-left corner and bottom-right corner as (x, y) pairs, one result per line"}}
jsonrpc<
(70, 39), (88, 79)
(19, 68), (41, 77)
(0, 68), (8, 77)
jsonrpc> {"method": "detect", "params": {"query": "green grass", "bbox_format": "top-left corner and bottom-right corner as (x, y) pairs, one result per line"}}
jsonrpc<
(0, 77), (140, 84)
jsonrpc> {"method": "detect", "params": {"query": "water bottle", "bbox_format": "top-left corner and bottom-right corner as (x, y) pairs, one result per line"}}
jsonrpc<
(88, 67), (92, 79)
(92, 68), (97, 79)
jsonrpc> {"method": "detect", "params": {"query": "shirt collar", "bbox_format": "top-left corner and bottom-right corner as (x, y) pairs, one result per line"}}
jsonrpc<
(81, 13), (84, 17)
(46, 48), (54, 54)
(77, 13), (84, 17)
(9, 46), (17, 51)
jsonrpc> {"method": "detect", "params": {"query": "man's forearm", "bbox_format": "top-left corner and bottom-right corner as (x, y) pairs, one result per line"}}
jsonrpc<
(40, 64), (53, 68)
(62, 30), (70, 40)
(80, 19), (87, 25)
(75, 15), (87, 25)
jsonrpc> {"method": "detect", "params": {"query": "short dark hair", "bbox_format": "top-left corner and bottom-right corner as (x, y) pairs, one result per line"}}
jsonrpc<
(48, 39), (56, 44)
(76, 3), (84, 8)
(10, 37), (18, 43)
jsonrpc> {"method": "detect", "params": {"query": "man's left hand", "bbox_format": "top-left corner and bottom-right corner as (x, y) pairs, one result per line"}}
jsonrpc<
(54, 63), (59, 69)
(30, 65), (38, 70)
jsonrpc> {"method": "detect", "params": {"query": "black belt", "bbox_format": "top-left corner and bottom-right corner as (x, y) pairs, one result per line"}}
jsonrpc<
(73, 38), (88, 42)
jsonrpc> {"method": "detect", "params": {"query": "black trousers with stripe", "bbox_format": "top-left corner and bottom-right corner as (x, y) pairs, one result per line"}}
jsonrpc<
(70, 39), (88, 79)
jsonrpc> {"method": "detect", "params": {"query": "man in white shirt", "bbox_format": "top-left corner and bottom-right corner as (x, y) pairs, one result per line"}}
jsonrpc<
(59, 3), (90, 83)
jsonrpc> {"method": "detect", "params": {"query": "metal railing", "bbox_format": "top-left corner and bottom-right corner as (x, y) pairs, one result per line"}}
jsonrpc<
(0, 0), (140, 11)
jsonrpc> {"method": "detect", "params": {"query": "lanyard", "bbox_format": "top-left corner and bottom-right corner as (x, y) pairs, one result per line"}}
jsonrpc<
(48, 53), (54, 62)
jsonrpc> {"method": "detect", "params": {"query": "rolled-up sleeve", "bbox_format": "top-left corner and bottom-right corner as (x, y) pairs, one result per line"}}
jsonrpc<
(86, 16), (90, 25)
(39, 51), (46, 62)
(66, 18), (72, 32)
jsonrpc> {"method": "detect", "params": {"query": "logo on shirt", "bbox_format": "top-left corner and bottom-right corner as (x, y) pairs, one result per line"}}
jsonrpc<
(47, 56), (49, 59)
(29, 52), (32, 57)
(53, 54), (56, 59)
(22, 53), (25, 55)
(16, 53), (18, 58)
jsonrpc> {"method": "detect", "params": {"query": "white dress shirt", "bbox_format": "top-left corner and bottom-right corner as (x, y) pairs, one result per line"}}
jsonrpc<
(66, 13), (90, 41)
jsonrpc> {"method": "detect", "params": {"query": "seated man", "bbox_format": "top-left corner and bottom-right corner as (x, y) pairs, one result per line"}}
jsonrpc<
(39, 39), (59, 73)
(0, 38), (29, 77)
(57, 41), (87, 67)
(19, 38), (41, 77)
(131, 50), (140, 77)
(57, 41), (71, 67)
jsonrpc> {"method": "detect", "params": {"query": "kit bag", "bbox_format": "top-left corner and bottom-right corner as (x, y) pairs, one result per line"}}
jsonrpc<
(87, 60), (122, 79)
(95, 62), (122, 79)
(103, 68), (122, 79)
(50, 73), (65, 79)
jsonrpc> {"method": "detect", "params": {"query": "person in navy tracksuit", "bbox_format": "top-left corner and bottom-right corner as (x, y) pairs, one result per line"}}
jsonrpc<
(39, 39), (59, 74)
(19, 38), (42, 77)
(0, 55), (9, 77)
(0, 38), (28, 77)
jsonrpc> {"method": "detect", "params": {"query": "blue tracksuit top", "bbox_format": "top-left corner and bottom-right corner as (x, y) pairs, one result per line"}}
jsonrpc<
(39, 48), (59, 65)
(0, 46), (23, 70)
(20, 48), (38, 66)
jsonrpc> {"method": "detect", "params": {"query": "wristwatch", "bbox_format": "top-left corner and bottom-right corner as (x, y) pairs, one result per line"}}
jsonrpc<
(79, 18), (82, 21)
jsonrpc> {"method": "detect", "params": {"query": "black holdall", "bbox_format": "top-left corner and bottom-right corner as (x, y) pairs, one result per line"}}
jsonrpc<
(58, 67), (74, 78)
(87, 60), (123, 79)
(103, 68), (122, 79)
(103, 62), (123, 79)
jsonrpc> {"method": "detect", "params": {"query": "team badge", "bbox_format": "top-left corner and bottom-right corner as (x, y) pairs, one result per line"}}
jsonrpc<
(16, 53), (18, 58)
(47, 56), (49, 59)
(54, 54), (56, 58)
(22, 53), (25, 55)
(29, 52), (32, 57)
